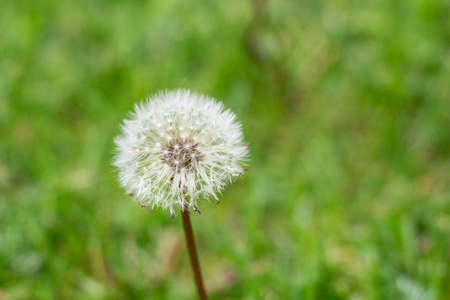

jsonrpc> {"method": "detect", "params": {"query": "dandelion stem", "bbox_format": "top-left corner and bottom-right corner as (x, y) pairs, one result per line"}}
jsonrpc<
(181, 208), (208, 300)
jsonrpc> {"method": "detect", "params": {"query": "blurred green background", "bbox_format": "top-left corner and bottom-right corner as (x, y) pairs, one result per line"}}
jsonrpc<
(1, 0), (449, 299)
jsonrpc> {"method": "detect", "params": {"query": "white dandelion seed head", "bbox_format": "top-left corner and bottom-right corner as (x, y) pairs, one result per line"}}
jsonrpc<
(113, 89), (249, 216)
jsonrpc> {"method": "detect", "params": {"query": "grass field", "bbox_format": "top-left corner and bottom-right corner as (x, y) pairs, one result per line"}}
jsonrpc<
(1, 0), (449, 299)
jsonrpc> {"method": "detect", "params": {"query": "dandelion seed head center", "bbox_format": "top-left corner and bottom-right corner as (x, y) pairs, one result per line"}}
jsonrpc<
(160, 137), (202, 172)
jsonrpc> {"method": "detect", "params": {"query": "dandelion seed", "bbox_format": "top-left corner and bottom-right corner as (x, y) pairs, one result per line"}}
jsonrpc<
(113, 89), (248, 217)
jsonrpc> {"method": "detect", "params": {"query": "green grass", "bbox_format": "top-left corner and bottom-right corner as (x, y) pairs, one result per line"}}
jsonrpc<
(1, 0), (449, 299)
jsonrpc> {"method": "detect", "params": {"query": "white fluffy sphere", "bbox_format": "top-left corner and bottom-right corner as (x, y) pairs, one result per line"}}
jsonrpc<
(113, 89), (248, 216)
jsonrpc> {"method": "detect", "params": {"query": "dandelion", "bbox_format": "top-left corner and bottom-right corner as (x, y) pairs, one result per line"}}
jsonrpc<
(113, 89), (248, 216)
(112, 89), (248, 300)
